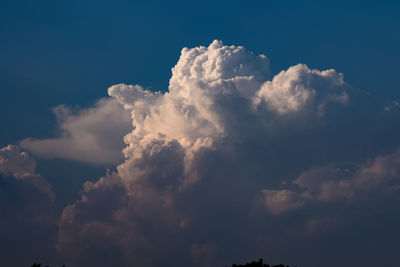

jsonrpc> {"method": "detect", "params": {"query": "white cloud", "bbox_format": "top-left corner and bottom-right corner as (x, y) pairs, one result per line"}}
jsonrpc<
(253, 64), (349, 115)
(20, 98), (131, 165)
(109, 40), (271, 158)
(107, 41), (350, 190)
(52, 40), (400, 266)
(56, 40), (281, 265)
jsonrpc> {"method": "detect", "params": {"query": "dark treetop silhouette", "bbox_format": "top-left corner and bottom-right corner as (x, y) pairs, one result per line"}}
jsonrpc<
(231, 259), (294, 267)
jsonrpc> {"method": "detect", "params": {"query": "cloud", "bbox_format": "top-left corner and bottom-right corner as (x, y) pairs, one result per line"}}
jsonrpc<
(261, 147), (400, 215)
(253, 64), (349, 116)
(20, 98), (131, 165)
(0, 145), (58, 266)
(0, 144), (36, 178)
(109, 40), (271, 156)
(261, 189), (305, 215)
(46, 40), (400, 266)
(53, 40), (360, 266)
(0, 144), (55, 200)
(384, 100), (400, 111)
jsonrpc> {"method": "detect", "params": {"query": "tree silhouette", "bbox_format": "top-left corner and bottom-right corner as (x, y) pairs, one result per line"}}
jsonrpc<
(232, 258), (291, 267)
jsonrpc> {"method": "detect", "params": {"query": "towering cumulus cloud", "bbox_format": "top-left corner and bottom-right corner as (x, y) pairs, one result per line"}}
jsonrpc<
(55, 41), (400, 267)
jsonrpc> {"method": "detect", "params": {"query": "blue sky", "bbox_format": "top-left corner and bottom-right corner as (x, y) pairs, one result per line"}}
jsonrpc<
(1, 0), (399, 145)
(1, 1), (400, 266)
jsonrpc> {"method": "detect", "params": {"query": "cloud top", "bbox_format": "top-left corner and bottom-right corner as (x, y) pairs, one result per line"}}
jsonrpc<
(253, 64), (348, 115)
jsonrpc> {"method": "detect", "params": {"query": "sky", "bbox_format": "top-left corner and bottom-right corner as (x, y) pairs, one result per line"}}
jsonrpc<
(1, 1), (400, 266)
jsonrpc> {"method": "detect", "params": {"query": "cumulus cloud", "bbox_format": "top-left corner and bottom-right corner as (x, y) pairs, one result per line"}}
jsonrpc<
(20, 98), (131, 165)
(50, 40), (400, 266)
(0, 144), (55, 200)
(0, 145), (58, 266)
(253, 64), (349, 116)
(261, 147), (400, 215)
(56, 171), (188, 267)
(109, 40), (270, 155)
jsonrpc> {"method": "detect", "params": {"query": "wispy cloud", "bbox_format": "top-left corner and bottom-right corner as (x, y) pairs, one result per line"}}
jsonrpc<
(20, 98), (131, 165)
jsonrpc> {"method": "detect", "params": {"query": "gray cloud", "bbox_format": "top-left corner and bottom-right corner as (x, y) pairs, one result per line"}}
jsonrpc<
(0, 145), (58, 266)
(261, 147), (400, 215)
(0, 144), (55, 200)
(0, 144), (36, 178)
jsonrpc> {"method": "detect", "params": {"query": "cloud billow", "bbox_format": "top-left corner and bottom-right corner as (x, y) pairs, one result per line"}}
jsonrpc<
(30, 40), (400, 266)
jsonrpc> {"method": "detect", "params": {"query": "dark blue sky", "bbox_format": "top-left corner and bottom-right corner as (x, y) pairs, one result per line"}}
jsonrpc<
(1, 0), (399, 145)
